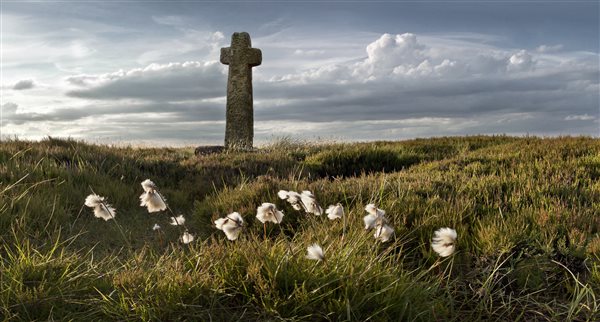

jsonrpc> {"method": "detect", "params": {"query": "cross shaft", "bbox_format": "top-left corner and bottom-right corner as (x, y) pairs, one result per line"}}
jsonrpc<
(220, 32), (262, 150)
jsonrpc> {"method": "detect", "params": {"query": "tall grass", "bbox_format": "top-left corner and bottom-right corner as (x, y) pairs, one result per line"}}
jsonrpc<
(0, 136), (598, 321)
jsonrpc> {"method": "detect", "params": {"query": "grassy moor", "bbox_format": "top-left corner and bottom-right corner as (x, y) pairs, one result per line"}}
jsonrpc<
(0, 136), (598, 321)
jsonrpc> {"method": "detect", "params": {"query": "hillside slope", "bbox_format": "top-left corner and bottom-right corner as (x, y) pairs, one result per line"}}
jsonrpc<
(1, 136), (599, 321)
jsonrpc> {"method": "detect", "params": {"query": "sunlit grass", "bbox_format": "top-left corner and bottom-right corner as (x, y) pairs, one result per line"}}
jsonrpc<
(0, 135), (598, 321)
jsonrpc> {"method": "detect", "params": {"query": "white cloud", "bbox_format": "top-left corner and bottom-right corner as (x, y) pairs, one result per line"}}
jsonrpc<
(536, 44), (564, 53)
(507, 50), (535, 72)
(354, 33), (426, 78)
(69, 41), (96, 58)
(152, 15), (185, 27)
(66, 61), (227, 101)
(210, 31), (225, 42)
(2, 13), (114, 70)
(259, 17), (291, 34)
(293, 49), (326, 56)
(283, 33), (545, 83)
(565, 114), (595, 121)
(367, 33), (425, 65)
(136, 29), (226, 65)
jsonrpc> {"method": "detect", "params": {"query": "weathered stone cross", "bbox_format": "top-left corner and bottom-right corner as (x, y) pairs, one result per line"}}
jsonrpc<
(220, 32), (262, 150)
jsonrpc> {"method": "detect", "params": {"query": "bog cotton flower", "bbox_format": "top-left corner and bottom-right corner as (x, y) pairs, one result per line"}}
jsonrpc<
(362, 203), (394, 242)
(141, 179), (157, 192)
(214, 217), (228, 230)
(214, 212), (244, 240)
(363, 203), (386, 229)
(92, 205), (115, 221)
(169, 215), (185, 226)
(140, 191), (167, 212)
(431, 227), (457, 257)
(84, 194), (103, 208)
(301, 190), (322, 216)
(277, 189), (290, 200)
(306, 243), (325, 262)
(278, 190), (305, 211)
(180, 231), (195, 244)
(256, 203), (284, 224)
(152, 223), (161, 231)
(373, 223), (394, 242)
(139, 179), (166, 213)
(364, 203), (385, 216)
(84, 194), (116, 221)
(325, 203), (344, 220)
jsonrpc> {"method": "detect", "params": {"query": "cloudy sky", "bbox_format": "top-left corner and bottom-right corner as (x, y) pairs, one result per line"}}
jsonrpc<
(2, 1), (598, 146)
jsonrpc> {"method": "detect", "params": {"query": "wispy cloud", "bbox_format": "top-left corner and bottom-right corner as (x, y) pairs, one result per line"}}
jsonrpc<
(565, 114), (595, 121)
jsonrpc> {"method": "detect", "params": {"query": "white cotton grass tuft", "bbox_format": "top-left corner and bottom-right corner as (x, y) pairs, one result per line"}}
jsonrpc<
(277, 190), (289, 200)
(214, 218), (228, 230)
(373, 224), (394, 242)
(169, 215), (186, 226)
(256, 203), (284, 224)
(140, 191), (167, 212)
(180, 231), (195, 244)
(152, 223), (161, 231)
(85, 194), (103, 208)
(139, 179), (167, 213)
(364, 203), (385, 216)
(301, 190), (322, 216)
(141, 179), (157, 192)
(363, 204), (386, 229)
(362, 203), (394, 242)
(223, 225), (242, 241)
(278, 190), (305, 211)
(306, 243), (325, 262)
(325, 203), (344, 220)
(215, 212), (244, 241)
(84, 194), (116, 221)
(93, 204), (116, 221)
(214, 217), (228, 230)
(431, 227), (458, 257)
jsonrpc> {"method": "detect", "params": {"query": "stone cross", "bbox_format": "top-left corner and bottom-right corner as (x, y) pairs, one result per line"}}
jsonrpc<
(220, 32), (262, 150)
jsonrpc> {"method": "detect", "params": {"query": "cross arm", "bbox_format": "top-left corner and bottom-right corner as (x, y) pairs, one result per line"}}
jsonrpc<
(248, 48), (262, 67)
(220, 47), (231, 65)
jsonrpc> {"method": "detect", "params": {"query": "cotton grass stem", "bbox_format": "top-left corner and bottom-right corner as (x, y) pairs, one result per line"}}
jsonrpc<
(89, 186), (132, 251)
(155, 189), (189, 231)
(340, 183), (349, 241)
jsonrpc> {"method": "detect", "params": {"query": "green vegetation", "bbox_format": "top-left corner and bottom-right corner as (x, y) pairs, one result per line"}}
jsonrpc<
(0, 135), (598, 321)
